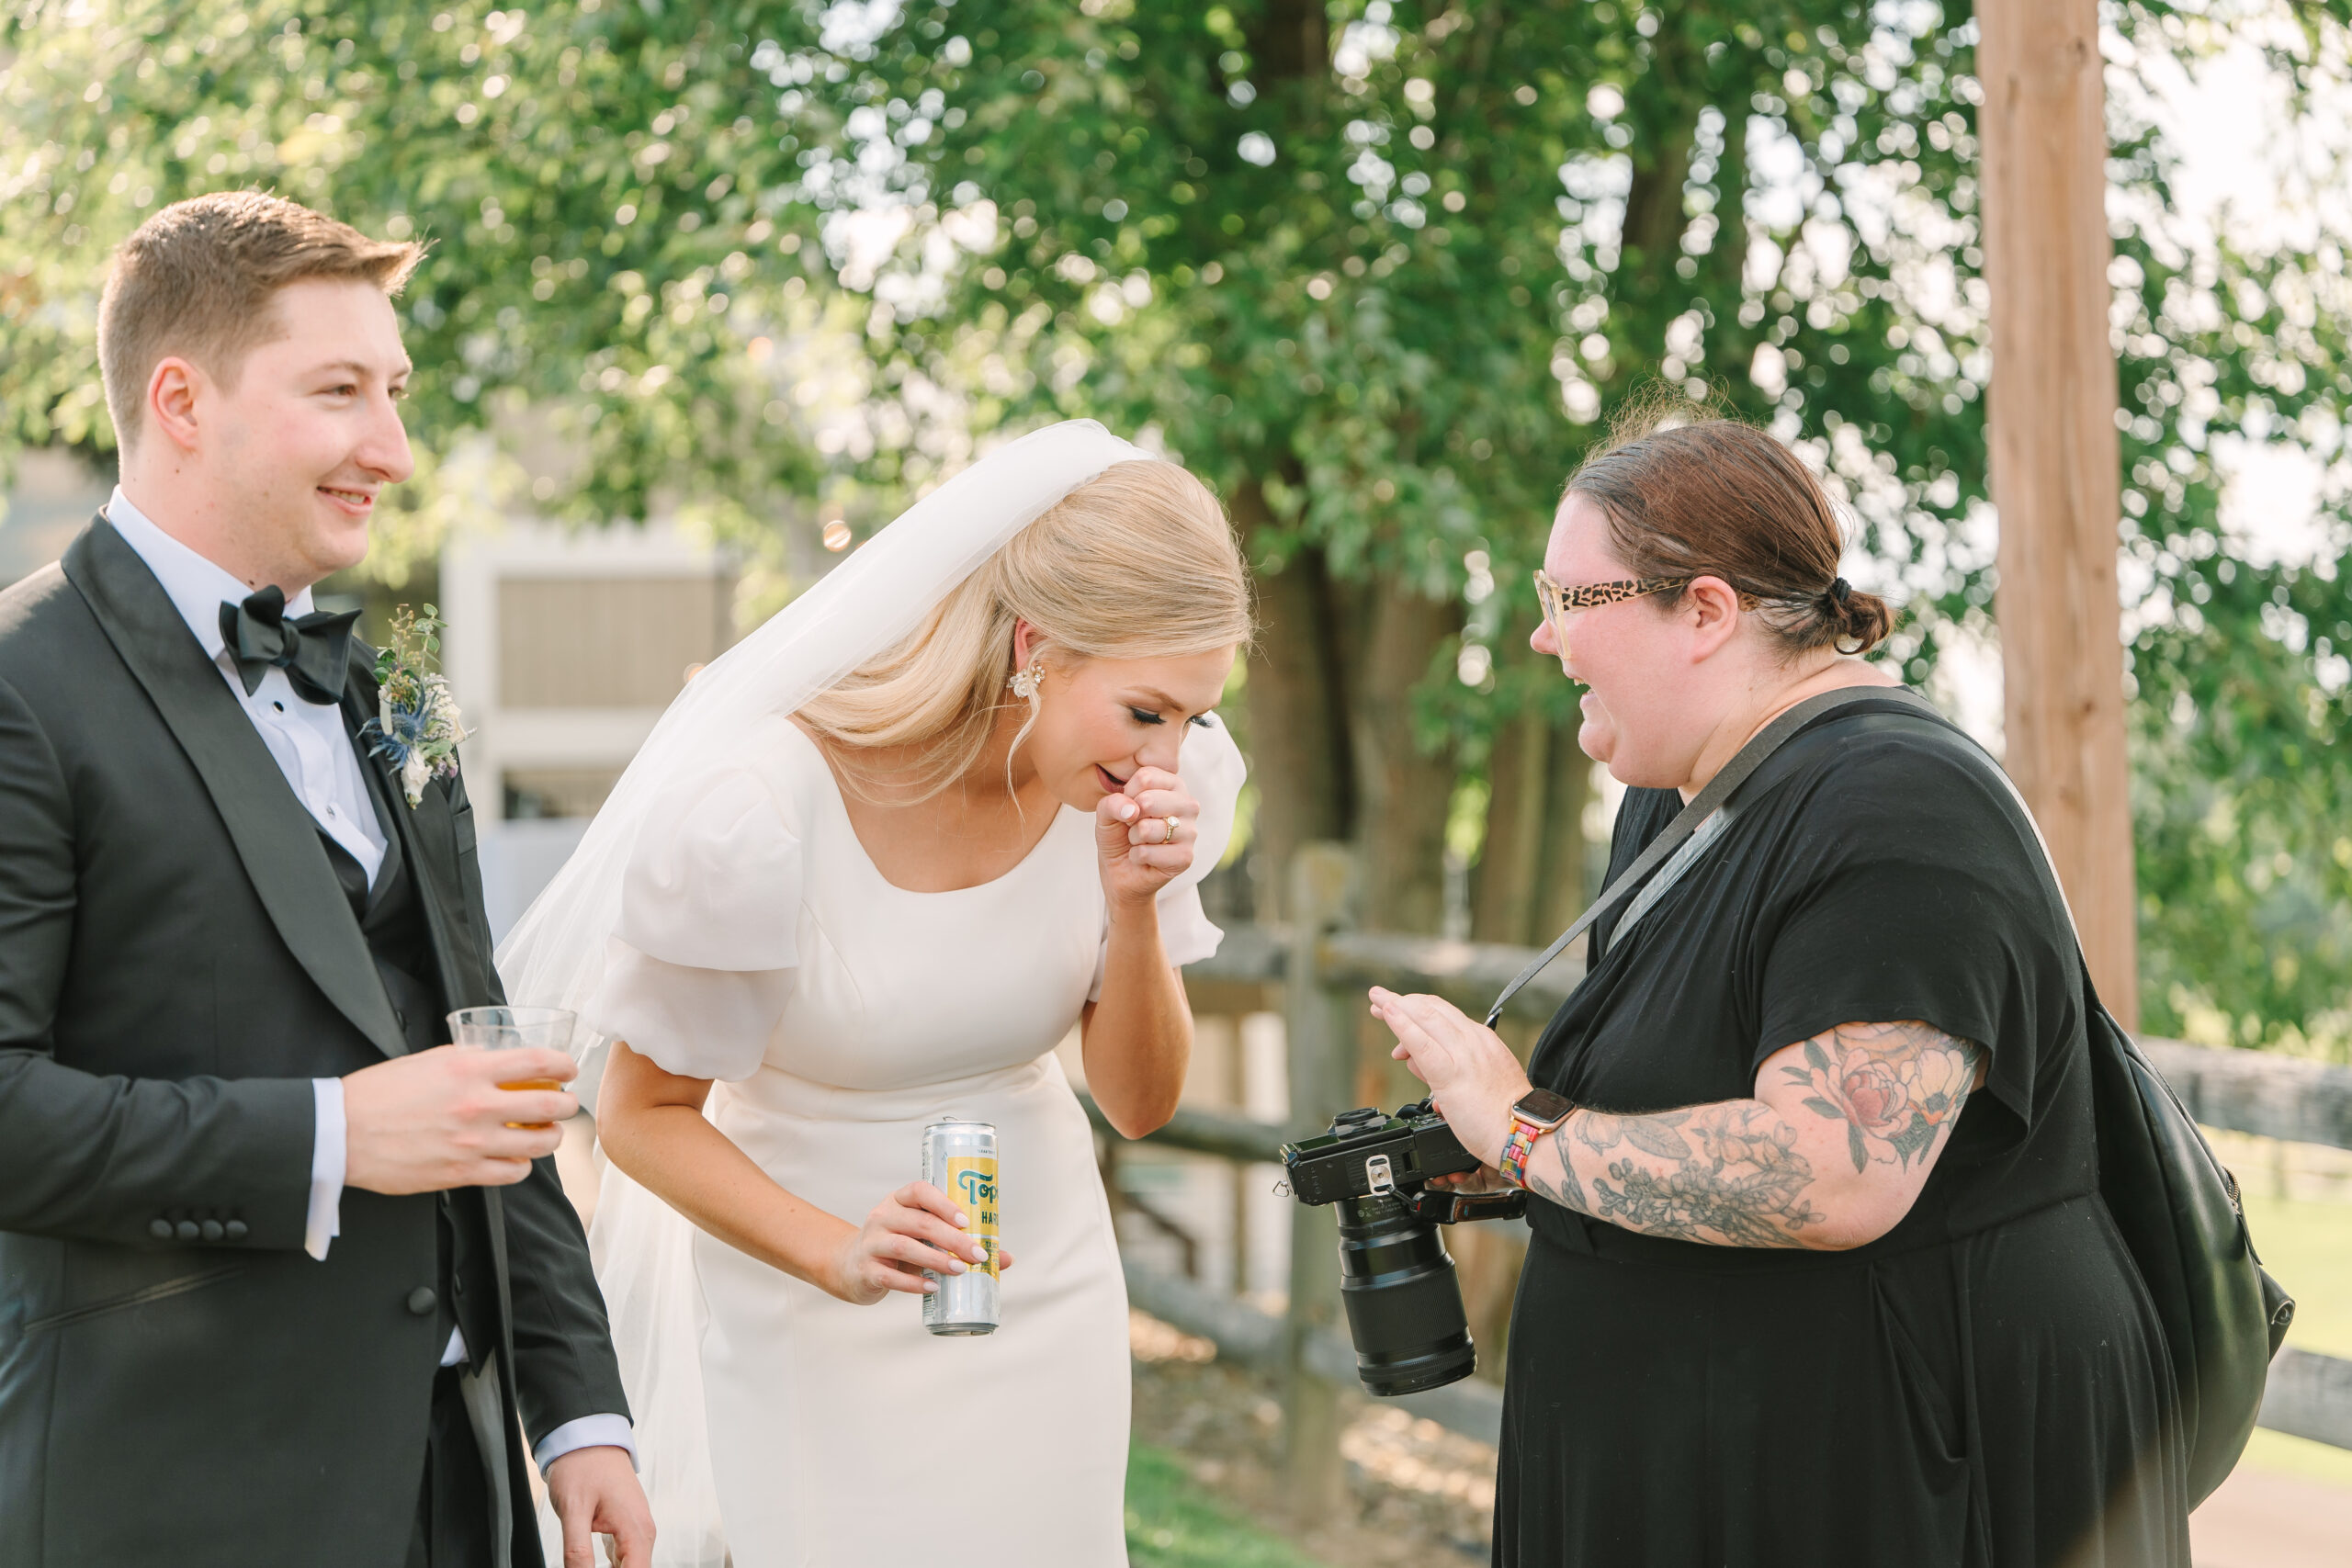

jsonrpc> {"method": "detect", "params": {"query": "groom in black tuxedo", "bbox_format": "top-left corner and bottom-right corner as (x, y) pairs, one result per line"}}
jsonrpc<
(0, 194), (651, 1566)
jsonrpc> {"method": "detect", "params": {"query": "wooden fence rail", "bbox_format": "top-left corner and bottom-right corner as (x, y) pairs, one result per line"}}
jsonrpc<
(1096, 876), (2352, 1498)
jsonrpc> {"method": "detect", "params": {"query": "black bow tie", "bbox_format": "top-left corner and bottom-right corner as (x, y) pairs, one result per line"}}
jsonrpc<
(218, 588), (360, 707)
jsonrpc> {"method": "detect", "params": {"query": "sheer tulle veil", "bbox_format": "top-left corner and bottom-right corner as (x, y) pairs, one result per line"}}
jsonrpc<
(495, 420), (1150, 1563)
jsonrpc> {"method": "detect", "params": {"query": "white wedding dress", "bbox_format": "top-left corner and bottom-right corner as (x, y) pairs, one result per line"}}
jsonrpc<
(580, 710), (1243, 1567)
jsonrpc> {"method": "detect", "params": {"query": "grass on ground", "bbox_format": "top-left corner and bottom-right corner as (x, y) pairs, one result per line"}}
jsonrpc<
(2233, 1192), (2352, 1491)
(1126, 1441), (1329, 1568)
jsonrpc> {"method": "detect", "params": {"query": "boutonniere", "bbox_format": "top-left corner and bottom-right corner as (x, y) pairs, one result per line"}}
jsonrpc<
(361, 604), (469, 808)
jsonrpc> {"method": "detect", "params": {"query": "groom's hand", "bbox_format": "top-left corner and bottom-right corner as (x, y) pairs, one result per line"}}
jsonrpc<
(343, 1044), (579, 1194)
(546, 1445), (654, 1568)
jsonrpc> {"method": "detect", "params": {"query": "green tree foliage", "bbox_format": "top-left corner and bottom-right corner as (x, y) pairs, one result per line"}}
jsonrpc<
(0, 0), (824, 550)
(2, 0), (2348, 1047)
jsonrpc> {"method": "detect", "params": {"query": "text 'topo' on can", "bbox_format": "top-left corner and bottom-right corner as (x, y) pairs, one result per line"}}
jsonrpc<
(921, 1118), (1000, 1336)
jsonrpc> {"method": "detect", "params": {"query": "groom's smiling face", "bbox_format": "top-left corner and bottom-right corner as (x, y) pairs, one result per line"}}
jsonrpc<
(220, 276), (415, 587)
(154, 276), (416, 592)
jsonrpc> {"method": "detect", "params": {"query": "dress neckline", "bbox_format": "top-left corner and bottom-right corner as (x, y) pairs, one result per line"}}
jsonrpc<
(782, 720), (1081, 897)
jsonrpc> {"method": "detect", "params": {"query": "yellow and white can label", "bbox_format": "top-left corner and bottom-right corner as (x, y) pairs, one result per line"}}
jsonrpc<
(945, 1155), (1001, 1277)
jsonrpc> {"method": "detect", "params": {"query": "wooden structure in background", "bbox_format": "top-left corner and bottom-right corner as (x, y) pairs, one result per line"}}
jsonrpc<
(1976, 0), (2141, 1023)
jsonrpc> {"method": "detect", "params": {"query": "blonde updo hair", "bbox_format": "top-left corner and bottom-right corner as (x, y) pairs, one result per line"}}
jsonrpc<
(796, 458), (1252, 800)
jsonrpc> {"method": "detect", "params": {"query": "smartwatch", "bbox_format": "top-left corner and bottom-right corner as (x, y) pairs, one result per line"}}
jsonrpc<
(1498, 1089), (1577, 1190)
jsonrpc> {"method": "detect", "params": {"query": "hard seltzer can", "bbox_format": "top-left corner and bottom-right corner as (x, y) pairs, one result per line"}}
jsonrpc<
(921, 1118), (1000, 1336)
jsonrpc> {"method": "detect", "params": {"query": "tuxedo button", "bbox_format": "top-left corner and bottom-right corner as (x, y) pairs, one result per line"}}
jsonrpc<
(224, 1220), (249, 1242)
(406, 1287), (437, 1316)
(199, 1219), (225, 1243)
(175, 1221), (200, 1242)
(149, 1219), (173, 1241)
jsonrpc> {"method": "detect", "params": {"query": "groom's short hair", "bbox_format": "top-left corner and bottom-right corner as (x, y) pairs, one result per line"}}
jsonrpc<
(97, 190), (423, 450)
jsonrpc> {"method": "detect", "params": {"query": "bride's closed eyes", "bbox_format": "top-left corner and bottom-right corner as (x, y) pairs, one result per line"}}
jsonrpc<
(1126, 706), (1214, 728)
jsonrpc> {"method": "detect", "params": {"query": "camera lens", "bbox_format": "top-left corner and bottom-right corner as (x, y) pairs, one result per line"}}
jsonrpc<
(1334, 1193), (1477, 1396)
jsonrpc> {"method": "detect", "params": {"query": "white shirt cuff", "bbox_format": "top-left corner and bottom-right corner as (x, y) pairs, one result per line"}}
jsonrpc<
(533, 1414), (639, 1474)
(304, 1077), (346, 1261)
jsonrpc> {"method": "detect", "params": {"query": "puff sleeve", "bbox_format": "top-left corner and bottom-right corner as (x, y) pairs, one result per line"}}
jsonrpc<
(1091, 713), (1248, 1000)
(583, 768), (803, 1083)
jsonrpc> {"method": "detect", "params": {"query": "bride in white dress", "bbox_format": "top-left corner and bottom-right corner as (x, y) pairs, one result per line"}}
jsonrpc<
(498, 423), (1251, 1567)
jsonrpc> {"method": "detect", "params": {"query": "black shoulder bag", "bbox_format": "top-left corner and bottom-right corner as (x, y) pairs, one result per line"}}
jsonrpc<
(1486, 685), (2293, 1506)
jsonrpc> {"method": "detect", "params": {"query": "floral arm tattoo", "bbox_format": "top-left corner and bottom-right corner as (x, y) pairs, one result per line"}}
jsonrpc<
(1517, 1021), (1986, 1250)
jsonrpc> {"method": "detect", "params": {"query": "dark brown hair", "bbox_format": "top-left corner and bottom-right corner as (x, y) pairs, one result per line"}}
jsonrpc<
(97, 191), (424, 449)
(1565, 404), (1894, 657)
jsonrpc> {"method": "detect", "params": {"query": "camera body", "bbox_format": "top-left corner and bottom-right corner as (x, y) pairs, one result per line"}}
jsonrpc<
(1279, 1100), (1526, 1397)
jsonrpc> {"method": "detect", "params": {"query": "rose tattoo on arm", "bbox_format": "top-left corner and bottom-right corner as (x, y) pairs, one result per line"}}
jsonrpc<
(1779, 1020), (1984, 1174)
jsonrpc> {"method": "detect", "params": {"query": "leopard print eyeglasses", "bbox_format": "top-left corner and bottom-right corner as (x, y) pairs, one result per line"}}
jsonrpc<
(1532, 570), (1691, 658)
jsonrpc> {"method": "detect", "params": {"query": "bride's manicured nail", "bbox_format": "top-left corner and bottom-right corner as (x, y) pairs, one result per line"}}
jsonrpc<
(971, 1244), (988, 1261)
(949, 1259), (967, 1274)
(955, 1212), (969, 1228)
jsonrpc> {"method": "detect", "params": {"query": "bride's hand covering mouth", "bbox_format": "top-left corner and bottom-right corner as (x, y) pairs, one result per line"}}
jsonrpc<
(1095, 762), (1202, 907)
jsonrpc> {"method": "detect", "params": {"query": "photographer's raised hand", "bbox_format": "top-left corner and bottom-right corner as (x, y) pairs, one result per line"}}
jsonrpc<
(1366, 987), (1532, 1168)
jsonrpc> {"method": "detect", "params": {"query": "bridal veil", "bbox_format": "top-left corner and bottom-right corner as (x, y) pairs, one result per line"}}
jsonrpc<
(496, 420), (1153, 1563)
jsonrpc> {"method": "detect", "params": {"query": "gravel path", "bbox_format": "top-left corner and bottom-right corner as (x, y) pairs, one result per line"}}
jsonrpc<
(1131, 1311), (1498, 1564)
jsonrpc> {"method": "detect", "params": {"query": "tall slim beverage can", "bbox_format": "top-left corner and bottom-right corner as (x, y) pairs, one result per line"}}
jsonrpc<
(921, 1118), (1000, 1336)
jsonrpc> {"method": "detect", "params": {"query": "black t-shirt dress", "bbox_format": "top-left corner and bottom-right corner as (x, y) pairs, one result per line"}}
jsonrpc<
(1495, 701), (2189, 1568)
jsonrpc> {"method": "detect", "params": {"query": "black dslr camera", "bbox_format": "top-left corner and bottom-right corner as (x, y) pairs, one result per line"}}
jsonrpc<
(1279, 1099), (1526, 1396)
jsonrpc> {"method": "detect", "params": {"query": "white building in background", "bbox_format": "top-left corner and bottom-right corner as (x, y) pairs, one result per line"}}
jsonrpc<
(0, 450), (109, 585)
(440, 520), (740, 942)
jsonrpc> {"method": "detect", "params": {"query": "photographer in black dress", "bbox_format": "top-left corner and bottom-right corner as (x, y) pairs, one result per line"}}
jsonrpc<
(1370, 413), (2188, 1567)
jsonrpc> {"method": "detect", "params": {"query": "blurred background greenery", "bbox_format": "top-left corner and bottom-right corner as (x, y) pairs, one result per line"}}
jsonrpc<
(4, 0), (2351, 1054)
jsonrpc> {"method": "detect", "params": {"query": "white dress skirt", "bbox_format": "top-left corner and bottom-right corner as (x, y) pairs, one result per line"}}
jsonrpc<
(582, 713), (1244, 1568)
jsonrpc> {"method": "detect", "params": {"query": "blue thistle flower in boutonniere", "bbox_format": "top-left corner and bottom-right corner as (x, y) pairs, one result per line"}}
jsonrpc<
(361, 604), (469, 808)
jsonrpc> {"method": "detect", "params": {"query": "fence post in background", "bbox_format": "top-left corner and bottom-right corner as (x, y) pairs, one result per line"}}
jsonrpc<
(1282, 842), (1360, 1518)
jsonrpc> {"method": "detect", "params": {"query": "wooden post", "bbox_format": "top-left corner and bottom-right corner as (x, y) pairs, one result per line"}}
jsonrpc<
(1281, 843), (1359, 1519)
(1976, 0), (2141, 1024)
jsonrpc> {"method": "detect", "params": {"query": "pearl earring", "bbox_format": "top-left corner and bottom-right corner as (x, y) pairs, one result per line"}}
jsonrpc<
(1007, 663), (1045, 701)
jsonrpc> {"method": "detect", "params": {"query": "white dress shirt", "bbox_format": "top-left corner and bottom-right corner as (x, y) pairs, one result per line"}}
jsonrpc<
(104, 491), (632, 1474)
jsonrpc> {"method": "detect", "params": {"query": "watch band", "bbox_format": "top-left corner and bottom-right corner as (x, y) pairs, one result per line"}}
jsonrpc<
(1499, 1093), (1577, 1190)
(1498, 1122), (1544, 1190)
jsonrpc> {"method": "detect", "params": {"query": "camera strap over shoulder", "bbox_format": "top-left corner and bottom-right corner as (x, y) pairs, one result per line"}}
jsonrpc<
(1481, 682), (1941, 1028)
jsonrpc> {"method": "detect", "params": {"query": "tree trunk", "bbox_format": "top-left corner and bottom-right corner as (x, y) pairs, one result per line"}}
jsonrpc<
(1477, 708), (1595, 947)
(1694, 91), (1759, 400)
(1473, 706), (1552, 946)
(1346, 580), (1459, 1109)
(1232, 483), (1355, 920)
(1535, 724), (1598, 939)
(1349, 580), (1458, 937)
(1248, 0), (1328, 83)
(1620, 121), (1695, 279)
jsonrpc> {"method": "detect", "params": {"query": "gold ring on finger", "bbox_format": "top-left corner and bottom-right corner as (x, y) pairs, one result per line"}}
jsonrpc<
(1161, 815), (1180, 845)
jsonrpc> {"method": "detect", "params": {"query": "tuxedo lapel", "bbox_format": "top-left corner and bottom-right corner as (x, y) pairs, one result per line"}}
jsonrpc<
(342, 656), (484, 1017)
(62, 517), (410, 1059)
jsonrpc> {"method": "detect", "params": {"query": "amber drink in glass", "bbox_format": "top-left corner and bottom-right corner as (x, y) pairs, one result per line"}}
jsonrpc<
(447, 1006), (575, 1128)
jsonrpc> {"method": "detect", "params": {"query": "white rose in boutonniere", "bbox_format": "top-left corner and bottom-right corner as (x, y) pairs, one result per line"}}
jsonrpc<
(360, 604), (470, 809)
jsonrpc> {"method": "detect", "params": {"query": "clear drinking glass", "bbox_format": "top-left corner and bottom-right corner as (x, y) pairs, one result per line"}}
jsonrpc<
(447, 1005), (575, 1128)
